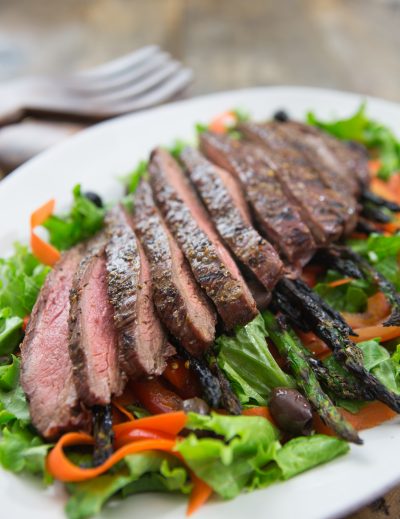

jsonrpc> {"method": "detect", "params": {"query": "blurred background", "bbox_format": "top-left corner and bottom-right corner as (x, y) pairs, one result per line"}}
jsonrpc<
(1, 0), (400, 101)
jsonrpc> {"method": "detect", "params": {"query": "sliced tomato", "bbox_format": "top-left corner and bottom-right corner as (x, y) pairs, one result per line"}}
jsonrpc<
(163, 357), (202, 399)
(130, 378), (183, 414)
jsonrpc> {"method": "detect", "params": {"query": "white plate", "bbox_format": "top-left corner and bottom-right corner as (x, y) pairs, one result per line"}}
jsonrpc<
(1, 86), (400, 519)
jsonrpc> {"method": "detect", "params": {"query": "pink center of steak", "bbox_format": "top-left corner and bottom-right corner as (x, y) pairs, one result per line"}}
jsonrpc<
(136, 236), (169, 371)
(79, 253), (121, 402)
(21, 248), (89, 439)
(167, 224), (216, 346)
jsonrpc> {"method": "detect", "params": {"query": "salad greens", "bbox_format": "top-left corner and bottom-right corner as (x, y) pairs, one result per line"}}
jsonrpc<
(314, 273), (371, 314)
(215, 313), (295, 406)
(123, 160), (148, 194)
(0, 244), (50, 354)
(43, 184), (105, 250)
(66, 452), (191, 519)
(307, 103), (400, 180)
(0, 356), (51, 480)
(177, 413), (348, 499)
(313, 234), (400, 314)
(349, 234), (400, 291)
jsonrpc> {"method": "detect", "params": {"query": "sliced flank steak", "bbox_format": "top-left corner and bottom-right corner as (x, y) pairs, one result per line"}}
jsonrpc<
(134, 180), (216, 357)
(272, 120), (369, 193)
(244, 121), (359, 234)
(199, 132), (316, 267)
(239, 123), (347, 243)
(105, 205), (174, 378)
(21, 246), (91, 439)
(148, 147), (258, 329)
(180, 146), (284, 292)
(69, 237), (125, 406)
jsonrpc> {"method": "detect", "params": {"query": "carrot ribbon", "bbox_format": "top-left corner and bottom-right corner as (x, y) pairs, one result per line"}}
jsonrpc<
(30, 199), (60, 266)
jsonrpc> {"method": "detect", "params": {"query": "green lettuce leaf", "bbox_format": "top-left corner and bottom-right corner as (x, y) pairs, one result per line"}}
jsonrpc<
(0, 421), (51, 478)
(0, 354), (20, 391)
(177, 413), (280, 499)
(0, 243), (50, 318)
(260, 435), (349, 482)
(43, 184), (105, 250)
(313, 270), (372, 313)
(0, 309), (23, 355)
(215, 313), (295, 405)
(122, 160), (148, 194)
(177, 413), (348, 499)
(307, 103), (400, 180)
(348, 234), (400, 290)
(0, 355), (30, 425)
(359, 339), (400, 394)
(66, 452), (190, 519)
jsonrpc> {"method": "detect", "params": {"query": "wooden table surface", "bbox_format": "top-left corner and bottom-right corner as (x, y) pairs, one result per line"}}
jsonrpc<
(1, 0), (400, 516)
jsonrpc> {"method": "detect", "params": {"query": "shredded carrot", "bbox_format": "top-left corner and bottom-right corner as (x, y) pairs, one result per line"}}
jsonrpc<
(30, 199), (60, 266)
(296, 330), (331, 359)
(113, 411), (187, 439)
(114, 428), (175, 449)
(208, 110), (236, 134)
(368, 160), (382, 177)
(112, 400), (135, 422)
(370, 173), (400, 204)
(314, 401), (396, 435)
(342, 292), (391, 329)
(242, 406), (275, 423)
(327, 278), (354, 288)
(351, 325), (400, 343)
(47, 433), (176, 482)
(187, 473), (213, 516)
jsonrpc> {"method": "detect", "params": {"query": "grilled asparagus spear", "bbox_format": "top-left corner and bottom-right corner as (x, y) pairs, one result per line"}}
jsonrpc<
(274, 277), (400, 412)
(307, 357), (375, 402)
(263, 311), (361, 444)
(92, 404), (114, 466)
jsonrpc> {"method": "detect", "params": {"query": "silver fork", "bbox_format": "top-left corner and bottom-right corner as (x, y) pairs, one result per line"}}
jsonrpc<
(0, 45), (193, 125)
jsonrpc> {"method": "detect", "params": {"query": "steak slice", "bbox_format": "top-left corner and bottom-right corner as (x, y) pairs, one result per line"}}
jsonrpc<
(271, 120), (368, 193)
(199, 132), (316, 267)
(105, 205), (173, 378)
(247, 121), (359, 234)
(20, 246), (91, 439)
(134, 180), (216, 356)
(149, 147), (258, 329)
(239, 123), (346, 243)
(69, 238), (125, 406)
(180, 146), (284, 292)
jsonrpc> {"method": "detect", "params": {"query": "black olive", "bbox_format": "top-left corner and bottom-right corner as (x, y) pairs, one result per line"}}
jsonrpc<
(84, 191), (103, 208)
(269, 387), (313, 436)
(273, 110), (289, 122)
(182, 397), (210, 415)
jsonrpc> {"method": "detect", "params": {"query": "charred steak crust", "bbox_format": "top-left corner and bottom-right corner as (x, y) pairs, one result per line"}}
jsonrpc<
(199, 132), (316, 267)
(134, 180), (216, 356)
(105, 204), (173, 378)
(272, 120), (369, 192)
(21, 246), (91, 439)
(148, 147), (258, 329)
(241, 122), (359, 235)
(181, 146), (284, 291)
(69, 237), (124, 406)
(238, 123), (347, 243)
